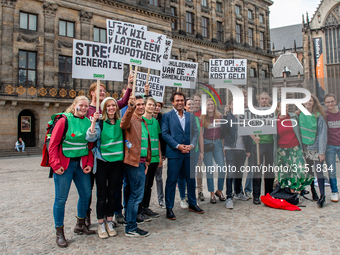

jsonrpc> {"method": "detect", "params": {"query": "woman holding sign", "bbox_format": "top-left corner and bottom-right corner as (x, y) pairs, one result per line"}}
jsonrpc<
(49, 96), (95, 248)
(86, 97), (124, 238)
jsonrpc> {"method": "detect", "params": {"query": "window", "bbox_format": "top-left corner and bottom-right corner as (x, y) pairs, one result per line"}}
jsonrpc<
(235, 5), (241, 15)
(204, 61), (209, 72)
(202, 17), (209, 38)
(259, 14), (264, 24)
(216, 2), (222, 12)
(59, 20), (74, 37)
(186, 12), (193, 34)
(261, 70), (266, 78)
(236, 24), (241, 43)
(94, 27), (107, 43)
(172, 55), (178, 59)
(149, 0), (158, 6)
(18, 50), (36, 86)
(248, 10), (253, 19)
(20, 12), (37, 31)
(171, 7), (177, 30)
(250, 68), (256, 77)
(217, 21), (223, 41)
(260, 32), (264, 49)
(59, 56), (73, 88)
(187, 58), (195, 62)
(202, 0), (207, 7)
(248, 28), (253, 46)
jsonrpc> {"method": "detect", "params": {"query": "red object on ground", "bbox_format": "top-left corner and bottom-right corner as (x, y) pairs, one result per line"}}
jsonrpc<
(260, 193), (301, 211)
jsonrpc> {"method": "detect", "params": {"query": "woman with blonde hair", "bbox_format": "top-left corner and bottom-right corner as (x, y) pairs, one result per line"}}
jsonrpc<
(49, 96), (95, 248)
(86, 97), (124, 238)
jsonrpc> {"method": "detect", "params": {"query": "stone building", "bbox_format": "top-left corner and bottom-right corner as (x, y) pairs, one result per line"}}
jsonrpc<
(0, 0), (273, 150)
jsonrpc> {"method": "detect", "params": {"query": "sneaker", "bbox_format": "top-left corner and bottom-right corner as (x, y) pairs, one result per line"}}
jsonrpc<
(141, 213), (151, 222)
(97, 223), (108, 239)
(245, 192), (252, 198)
(317, 195), (326, 208)
(234, 193), (249, 201)
(143, 208), (160, 218)
(198, 192), (205, 201)
(136, 214), (144, 224)
(325, 181), (330, 186)
(226, 198), (233, 209)
(314, 179), (319, 187)
(125, 227), (150, 237)
(159, 201), (166, 209)
(114, 213), (127, 225)
(180, 199), (189, 209)
(105, 221), (117, 237)
(331, 192), (339, 202)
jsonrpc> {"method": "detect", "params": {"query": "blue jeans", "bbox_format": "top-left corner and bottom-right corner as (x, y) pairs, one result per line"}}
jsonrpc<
(53, 161), (91, 228)
(203, 139), (226, 192)
(326, 145), (340, 193)
(124, 163), (146, 232)
(15, 144), (25, 151)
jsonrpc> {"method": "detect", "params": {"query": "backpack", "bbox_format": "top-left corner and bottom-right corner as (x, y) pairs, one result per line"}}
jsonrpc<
(40, 114), (68, 178)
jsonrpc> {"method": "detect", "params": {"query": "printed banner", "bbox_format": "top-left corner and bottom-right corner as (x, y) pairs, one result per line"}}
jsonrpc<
(135, 72), (164, 103)
(210, 59), (247, 87)
(313, 37), (325, 103)
(160, 59), (198, 89)
(162, 38), (173, 65)
(107, 24), (166, 70)
(238, 108), (277, 136)
(72, 39), (123, 81)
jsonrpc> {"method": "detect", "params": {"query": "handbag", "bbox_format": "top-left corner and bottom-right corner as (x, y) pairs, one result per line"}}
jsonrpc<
(270, 184), (300, 205)
(203, 126), (215, 152)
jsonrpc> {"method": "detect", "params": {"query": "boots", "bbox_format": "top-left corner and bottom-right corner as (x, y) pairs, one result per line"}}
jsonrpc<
(56, 226), (67, 248)
(317, 195), (326, 208)
(74, 217), (96, 235)
(311, 182), (319, 201)
(85, 209), (91, 227)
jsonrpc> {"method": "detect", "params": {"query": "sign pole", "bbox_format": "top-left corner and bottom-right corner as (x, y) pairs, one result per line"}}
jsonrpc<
(146, 68), (150, 83)
(132, 65), (138, 96)
(96, 79), (100, 112)
(256, 135), (260, 165)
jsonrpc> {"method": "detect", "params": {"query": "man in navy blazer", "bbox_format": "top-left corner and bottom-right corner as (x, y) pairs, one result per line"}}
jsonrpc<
(161, 91), (204, 220)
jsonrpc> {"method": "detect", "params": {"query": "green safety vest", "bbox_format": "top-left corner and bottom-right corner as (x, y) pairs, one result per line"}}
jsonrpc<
(195, 116), (200, 152)
(62, 113), (91, 158)
(143, 117), (160, 163)
(100, 120), (124, 162)
(141, 122), (149, 158)
(299, 111), (320, 145)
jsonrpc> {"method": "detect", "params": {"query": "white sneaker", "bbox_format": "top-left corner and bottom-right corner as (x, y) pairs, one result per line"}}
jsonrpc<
(245, 192), (252, 198)
(234, 193), (249, 201)
(226, 198), (233, 209)
(331, 192), (339, 202)
(98, 223), (108, 239)
(314, 179), (319, 187)
(105, 221), (117, 237)
(325, 181), (330, 186)
(180, 199), (188, 209)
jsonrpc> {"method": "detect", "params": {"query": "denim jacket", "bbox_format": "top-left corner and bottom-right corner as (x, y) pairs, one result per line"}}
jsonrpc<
(304, 115), (327, 155)
(86, 121), (104, 174)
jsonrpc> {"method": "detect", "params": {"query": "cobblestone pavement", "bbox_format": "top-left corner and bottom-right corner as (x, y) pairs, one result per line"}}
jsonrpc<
(1, 156), (340, 254)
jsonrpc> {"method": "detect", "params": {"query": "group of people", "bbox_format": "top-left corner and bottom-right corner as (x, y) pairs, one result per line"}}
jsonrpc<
(48, 74), (340, 247)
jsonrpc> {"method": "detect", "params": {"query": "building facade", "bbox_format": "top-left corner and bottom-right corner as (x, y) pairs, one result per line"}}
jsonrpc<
(0, 0), (273, 149)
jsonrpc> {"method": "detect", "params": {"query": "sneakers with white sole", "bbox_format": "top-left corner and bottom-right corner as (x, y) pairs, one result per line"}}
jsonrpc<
(98, 223), (108, 239)
(105, 221), (117, 237)
(331, 192), (339, 202)
(125, 228), (150, 237)
(226, 198), (233, 209)
(234, 193), (249, 201)
(180, 199), (189, 209)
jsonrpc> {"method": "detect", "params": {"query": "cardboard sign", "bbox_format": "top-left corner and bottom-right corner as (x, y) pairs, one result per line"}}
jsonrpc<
(107, 24), (166, 70)
(238, 108), (277, 136)
(160, 59), (198, 89)
(135, 72), (164, 103)
(209, 59), (247, 87)
(107, 19), (147, 45)
(72, 39), (123, 81)
(162, 38), (173, 65)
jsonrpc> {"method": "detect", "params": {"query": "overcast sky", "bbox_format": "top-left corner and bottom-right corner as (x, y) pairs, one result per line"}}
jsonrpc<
(270, 0), (321, 28)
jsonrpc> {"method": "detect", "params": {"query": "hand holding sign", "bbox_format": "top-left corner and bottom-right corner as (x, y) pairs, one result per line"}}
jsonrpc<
(144, 83), (150, 96)
(128, 72), (134, 89)
(129, 95), (136, 108)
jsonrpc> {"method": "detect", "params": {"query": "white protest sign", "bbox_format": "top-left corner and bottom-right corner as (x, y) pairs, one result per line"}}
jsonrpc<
(106, 19), (147, 45)
(135, 72), (164, 102)
(72, 39), (123, 81)
(107, 25), (166, 70)
(210, 59), (247, 87)
(238, 108), (277, 136)
(160, 59), (198, 89)
(162, 38), (173, 65)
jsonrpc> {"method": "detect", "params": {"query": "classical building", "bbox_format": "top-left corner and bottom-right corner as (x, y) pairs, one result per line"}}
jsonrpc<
(0, 0), (273, 150)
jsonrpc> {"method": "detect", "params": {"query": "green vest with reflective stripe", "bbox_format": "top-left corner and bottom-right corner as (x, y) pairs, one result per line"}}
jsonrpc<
(195, 116), (200, 152)
(62, 113), (91, 158)
(299, 112), (320, 145)
(143, 117), (159, 163)
(100, 120), (124, 162)
(141, 122), (149, 158)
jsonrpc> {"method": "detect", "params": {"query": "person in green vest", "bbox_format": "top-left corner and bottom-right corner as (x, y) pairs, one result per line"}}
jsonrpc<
(138, 97), (163, 218)
(299, 94), (328, 207)
(86, 97), (124, 238)
(49, 96), (95, 248)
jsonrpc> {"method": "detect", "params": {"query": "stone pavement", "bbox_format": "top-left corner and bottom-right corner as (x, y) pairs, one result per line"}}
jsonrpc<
(1, 156), (340, 255)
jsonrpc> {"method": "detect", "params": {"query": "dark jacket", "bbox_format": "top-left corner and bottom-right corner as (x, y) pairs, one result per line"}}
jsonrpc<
(220, 112), (253, 153)
(155, 112), (166, 157)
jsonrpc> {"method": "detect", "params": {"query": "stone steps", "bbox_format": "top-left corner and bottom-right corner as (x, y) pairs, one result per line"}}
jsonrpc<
(0, 147), (42, 158)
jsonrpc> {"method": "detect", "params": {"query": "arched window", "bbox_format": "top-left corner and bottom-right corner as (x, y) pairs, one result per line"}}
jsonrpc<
(324, 4), (340, 64)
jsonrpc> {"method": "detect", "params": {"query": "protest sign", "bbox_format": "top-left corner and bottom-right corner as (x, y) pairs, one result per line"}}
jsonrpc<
(160, 59), (198, 89)
(162, 38), (173, 65)
(107, 24), (166, 70)
(209, 59), (247, 87)
(135, 71), (164, 102)
(72, 39), (123, 81)
(238, 108), (277, 136)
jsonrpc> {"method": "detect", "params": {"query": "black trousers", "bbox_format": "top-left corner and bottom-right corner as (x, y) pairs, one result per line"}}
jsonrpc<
(96, 159), (124, 220)
(306, 158), (325, 196)
(226, 150), (246, 198)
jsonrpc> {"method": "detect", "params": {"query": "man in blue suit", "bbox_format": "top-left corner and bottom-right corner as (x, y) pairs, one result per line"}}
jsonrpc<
(161, 91), (204, 220)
